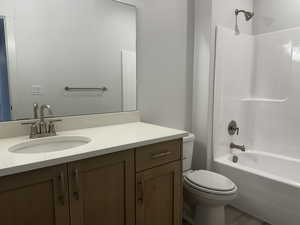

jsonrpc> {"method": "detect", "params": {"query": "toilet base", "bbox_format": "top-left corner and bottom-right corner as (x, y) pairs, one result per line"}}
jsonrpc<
(194, 204), (225, 225)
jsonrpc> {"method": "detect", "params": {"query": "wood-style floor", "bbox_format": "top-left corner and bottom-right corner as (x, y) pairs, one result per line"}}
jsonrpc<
(225, 206), (271, 225)
(182, 206), (272, 225)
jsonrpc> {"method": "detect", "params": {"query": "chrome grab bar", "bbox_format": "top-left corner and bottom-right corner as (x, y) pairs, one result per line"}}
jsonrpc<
(64, 86), (108, 92)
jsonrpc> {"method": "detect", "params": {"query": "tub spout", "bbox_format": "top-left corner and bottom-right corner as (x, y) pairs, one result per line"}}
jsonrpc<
(230, 142), (246, 152)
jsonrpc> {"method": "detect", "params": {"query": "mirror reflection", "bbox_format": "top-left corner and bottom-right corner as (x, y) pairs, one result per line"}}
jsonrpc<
(0, 0), (137, 122)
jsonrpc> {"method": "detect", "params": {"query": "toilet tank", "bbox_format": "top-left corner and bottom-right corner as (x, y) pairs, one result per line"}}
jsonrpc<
(182, 133), (195, 171)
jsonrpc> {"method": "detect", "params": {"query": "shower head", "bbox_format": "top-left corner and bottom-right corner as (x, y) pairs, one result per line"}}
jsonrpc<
(234, 9), (254, 35)
(244, 11), (254, 21)
(235, 9), (254, 21)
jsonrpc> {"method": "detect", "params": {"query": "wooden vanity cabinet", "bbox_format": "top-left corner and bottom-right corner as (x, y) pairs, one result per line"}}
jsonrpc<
(68, 150), (135, 225)
(136, 162), (182, 225)
(135, 139), (183, 225)
(0, 139), (182, 225)
(0, 164), (70, 225)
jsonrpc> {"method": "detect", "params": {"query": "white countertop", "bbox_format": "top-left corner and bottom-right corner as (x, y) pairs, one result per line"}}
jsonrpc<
(0, 122), (188, 177)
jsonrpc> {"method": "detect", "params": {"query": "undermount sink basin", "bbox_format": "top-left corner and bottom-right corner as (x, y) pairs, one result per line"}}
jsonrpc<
(9, 136), (92, 154)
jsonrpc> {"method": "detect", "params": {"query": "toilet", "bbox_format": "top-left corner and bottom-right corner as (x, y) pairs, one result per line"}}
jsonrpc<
(182, 134), (238, 225)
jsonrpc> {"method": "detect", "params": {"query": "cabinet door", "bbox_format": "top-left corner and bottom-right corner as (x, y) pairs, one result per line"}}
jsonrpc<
(68, 150), (135, 225)
(136, 161), (182, 225)
(0, 165), (69, 225)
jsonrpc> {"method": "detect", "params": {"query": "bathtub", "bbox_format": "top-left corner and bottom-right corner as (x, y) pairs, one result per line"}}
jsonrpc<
(214, 151), (300, 225)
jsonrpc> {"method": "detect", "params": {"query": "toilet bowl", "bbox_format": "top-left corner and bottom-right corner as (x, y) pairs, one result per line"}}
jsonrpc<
(182, 134), (238, 225)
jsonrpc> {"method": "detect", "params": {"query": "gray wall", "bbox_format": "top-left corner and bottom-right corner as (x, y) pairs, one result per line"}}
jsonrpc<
(253, 0), (300, 34)
(136, 0), (194, 131)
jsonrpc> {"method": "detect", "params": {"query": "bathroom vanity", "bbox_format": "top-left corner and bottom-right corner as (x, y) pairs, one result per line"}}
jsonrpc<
(0, 121), (187, 225)
(0, 0), (188, 224)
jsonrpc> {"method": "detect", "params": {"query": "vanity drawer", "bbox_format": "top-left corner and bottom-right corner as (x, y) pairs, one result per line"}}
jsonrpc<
(135, 139), (182, 172)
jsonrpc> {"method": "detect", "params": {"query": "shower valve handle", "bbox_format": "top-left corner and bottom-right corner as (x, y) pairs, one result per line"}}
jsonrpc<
(228, 120), (239, 136)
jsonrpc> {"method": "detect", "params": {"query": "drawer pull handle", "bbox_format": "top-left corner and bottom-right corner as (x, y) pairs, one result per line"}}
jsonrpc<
(137, 180), (144, 204)
(58, 172), (65, 205)
(151, 151), (171, 159)
(73, 169), (80, 200)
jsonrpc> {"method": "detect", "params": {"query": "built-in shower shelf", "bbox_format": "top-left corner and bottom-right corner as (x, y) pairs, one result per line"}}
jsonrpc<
(241, 98), (288, 103)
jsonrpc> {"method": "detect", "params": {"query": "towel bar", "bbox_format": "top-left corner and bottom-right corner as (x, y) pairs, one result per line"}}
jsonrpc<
(64, 86), (108, 92)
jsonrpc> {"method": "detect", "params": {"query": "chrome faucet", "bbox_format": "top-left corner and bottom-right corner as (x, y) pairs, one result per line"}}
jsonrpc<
(22, 104), (62, 139)
(39, 104), (53, 134)
(230, 142), (246, 152)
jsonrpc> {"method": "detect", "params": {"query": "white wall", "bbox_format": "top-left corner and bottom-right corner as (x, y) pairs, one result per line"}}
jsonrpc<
(122, 50), (136, 111)
(213, 24), (300, 161)
(1, 0), (136, 120)
(251, 28), (300, 159)
(192, 0), (212, 169)
(211, 0), (253, 162)
(213, 0), (300, 161)
(208, 0), (300, 165)
(253, 0), (300, 34)
(212, 0), (254, 35)
(213, 27), (254, 158)
(135, 0), (193, 131)
(191, 0), (253, 169)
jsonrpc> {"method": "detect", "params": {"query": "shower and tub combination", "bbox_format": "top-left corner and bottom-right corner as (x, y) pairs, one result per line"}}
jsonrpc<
(214, 151), (300, 225)
(212, 8), (300, 225)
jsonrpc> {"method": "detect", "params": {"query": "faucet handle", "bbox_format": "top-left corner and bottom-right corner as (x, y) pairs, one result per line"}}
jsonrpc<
(228, 120), (240, 136)
(48, 119), (62, 123)
(230, 142), (246, 152)
(48, 119), (62, 135)
(22, 121), (39, 138)
(21, 121), (38, 125)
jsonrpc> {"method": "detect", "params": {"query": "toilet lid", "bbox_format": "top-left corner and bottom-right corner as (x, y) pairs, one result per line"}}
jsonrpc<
(185, 170), (236, 192)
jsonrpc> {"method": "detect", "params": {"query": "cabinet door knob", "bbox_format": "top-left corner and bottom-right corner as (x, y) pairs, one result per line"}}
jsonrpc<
(73, 169), (80, 200)
(58, 172), (65, 205)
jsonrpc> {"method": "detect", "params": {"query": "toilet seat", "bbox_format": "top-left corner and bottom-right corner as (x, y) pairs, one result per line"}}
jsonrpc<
(183, 170), (237, 195)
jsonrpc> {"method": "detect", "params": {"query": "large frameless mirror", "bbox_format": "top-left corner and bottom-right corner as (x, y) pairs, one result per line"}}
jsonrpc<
(0, 0), (136, 121)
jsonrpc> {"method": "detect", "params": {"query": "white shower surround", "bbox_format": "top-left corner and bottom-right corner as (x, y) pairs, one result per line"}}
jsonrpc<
(213, 26), (300, 224)
(214, 26), (300, 159)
